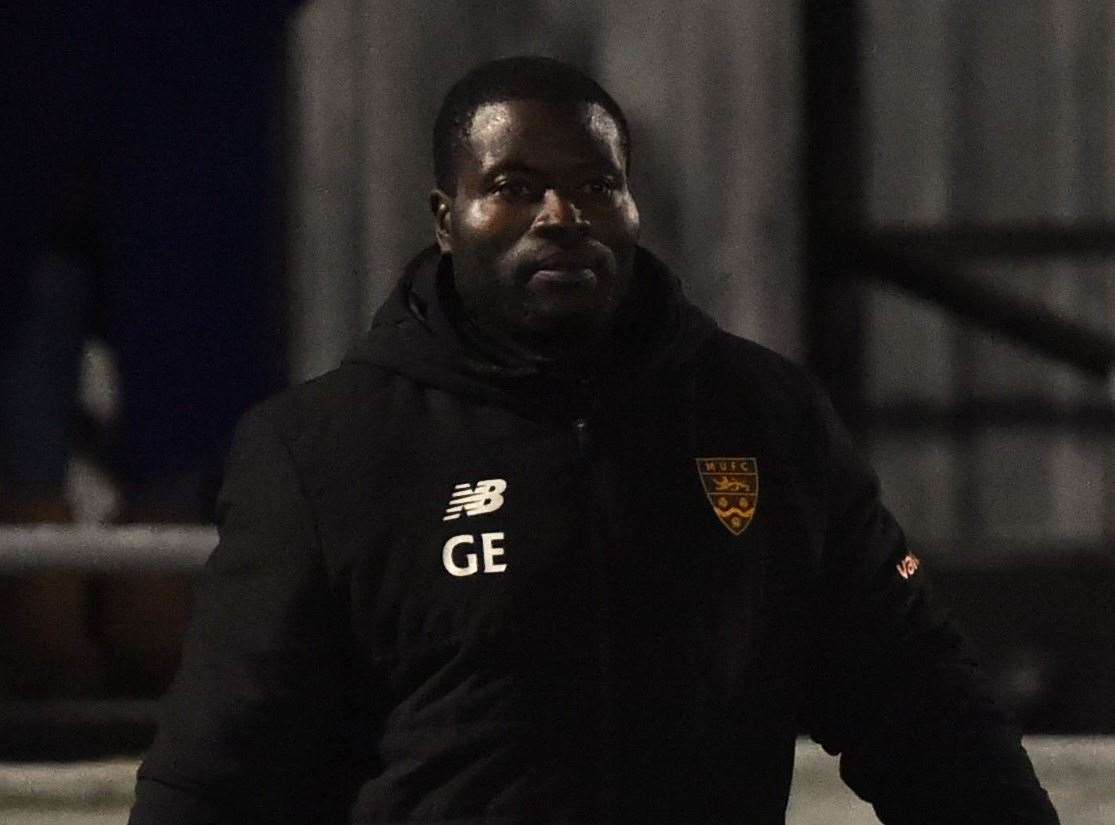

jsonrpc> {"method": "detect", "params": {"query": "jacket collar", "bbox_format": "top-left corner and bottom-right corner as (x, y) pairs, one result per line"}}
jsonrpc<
(344, 244), (718, 416)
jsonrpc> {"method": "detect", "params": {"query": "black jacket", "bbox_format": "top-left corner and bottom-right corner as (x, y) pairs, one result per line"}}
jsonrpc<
(130, 247), (1058, 824)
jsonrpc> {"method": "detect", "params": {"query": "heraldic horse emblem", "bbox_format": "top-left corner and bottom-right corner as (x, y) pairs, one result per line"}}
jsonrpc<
(695, 457), (758, 536)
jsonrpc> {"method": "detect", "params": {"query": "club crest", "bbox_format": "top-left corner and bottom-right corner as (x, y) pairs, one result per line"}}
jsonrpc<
(696, 457), (758, 536)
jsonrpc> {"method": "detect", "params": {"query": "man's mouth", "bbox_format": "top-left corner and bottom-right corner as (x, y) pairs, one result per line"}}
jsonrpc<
(528, 252), (599, 285)
(530, 267), (596, 285)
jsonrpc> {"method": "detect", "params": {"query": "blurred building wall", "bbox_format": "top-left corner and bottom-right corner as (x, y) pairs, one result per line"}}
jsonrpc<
(284, 0), (803, 381)
(863, 0), (1115, 560)
(858, 0), (1115, 729)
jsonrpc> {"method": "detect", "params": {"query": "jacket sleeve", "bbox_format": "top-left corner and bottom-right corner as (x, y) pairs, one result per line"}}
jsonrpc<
(129, 408), (377, 825)
(801, 387), (1059, 825)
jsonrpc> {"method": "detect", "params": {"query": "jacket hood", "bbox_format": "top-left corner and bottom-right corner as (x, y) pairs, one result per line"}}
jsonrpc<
(343, 244), (719, 417)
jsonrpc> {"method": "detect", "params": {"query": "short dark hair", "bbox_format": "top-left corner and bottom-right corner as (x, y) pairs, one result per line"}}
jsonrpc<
(433, 56), (631, 194)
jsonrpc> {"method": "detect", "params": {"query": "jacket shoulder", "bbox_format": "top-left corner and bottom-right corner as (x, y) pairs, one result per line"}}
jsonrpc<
(239, 361), (397, 450)
(706, 330), (826, 421)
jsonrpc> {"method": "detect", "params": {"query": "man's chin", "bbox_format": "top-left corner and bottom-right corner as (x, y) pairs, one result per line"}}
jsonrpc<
(519, 308), (613, 352)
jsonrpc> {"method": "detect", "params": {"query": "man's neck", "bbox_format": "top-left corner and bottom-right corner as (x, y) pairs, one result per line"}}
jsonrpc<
(460, 310), (615, 374)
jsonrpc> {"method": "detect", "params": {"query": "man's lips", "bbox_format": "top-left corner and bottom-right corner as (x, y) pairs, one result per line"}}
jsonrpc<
(526, 252), (600, 285)
(530, 267), (596, 285)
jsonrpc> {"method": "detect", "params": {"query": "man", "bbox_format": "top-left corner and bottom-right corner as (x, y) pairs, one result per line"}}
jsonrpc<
(130, 57), (1059, 824)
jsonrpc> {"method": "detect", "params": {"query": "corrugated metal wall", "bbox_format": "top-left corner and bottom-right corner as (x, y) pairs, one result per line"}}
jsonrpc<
(864, 0), (1115, 560)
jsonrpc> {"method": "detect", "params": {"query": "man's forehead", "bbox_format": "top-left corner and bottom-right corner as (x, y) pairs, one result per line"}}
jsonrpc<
(465, 99), (624, 170)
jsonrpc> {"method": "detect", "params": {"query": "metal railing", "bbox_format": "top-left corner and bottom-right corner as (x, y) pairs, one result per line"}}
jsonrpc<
(0, 524), (215, 573)
(853, 228), (1115, 386)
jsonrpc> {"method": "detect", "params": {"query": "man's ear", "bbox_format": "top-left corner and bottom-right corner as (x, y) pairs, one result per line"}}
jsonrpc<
(430, 189), (453, 253)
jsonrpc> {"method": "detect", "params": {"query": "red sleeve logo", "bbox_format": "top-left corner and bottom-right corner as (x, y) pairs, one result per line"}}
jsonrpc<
(896, 553), (920, 579)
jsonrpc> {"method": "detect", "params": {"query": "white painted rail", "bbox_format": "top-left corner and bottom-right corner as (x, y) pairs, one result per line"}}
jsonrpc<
(0, 526), (216, 573)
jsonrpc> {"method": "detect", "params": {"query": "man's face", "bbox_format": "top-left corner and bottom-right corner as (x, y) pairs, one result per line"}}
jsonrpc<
(432, 99), (640, 352)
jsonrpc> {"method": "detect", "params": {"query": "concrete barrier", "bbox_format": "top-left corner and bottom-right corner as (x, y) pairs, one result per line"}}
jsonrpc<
(0, 737), (1110, 824)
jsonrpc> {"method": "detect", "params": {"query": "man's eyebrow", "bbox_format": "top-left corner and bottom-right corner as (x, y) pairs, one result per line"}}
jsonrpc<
(482, 161), (541, 179)
(482, 160), (621, 180)
(569, 160), (622, 176)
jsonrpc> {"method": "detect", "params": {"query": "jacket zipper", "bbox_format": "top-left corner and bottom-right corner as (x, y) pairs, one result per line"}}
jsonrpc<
(573, 417), (591, 452)
(571, 415), (618, 824)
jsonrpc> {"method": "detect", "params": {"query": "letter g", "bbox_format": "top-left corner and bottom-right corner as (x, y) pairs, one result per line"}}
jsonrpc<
(443, 534), (478, 576)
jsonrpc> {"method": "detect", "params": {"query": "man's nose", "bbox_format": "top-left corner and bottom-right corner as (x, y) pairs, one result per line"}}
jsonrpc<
(532, 189), (586, 231)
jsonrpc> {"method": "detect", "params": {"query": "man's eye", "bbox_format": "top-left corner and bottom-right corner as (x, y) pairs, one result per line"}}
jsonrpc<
(583, 179), (615, 196)
(495, 180), (535, 199)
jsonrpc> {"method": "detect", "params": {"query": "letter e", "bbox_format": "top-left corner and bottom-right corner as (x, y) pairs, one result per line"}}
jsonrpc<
(481, 532), (507, 573)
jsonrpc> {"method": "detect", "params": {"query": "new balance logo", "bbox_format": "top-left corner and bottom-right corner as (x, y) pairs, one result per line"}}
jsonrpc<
(443, 479), (507, 521)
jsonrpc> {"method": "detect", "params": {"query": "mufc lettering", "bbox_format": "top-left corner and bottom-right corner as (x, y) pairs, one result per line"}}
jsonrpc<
(702, 458), (756, 475)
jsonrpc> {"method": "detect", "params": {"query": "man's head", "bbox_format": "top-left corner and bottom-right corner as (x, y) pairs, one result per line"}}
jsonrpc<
(430, 57), (640, 358)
